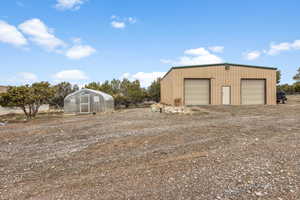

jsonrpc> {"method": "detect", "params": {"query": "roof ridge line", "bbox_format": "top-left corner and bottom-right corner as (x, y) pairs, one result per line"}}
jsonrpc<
(161, 63), (277, 80)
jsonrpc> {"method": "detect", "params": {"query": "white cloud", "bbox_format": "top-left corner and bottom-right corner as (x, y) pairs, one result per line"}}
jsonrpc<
(160, 59), (174, 64)
(71, 37), (82, 44)
(18, 72), (38, 82)
(66, 45), (96, 59)
(110, 16), (137, 29)
(0, 20), (27, 46)
(267, 42), (291, 55)
(184, 48), (210, 56)
(121, 72), (131, 79)
(244, 50), (261, 60)
(4, 72), (38, 85)
(241, 39), (300, 59)
(55, 0), (87, 11)
(1, 19), (97, 61)
(267, 40), (300, 55)
(161, 47), (223, 66)
(208, 46), (224, 53)
(177, 55), (222, 65)
(53, 70), (88, 81)
(127, 17), (137, 24)
(291, 40), (300, 49)
(111, 21), (126, 29)
(121, 72), (166, 87)
(18, 18), (65, 51)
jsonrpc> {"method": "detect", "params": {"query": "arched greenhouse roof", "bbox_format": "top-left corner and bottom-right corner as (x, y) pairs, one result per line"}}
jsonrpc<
(65, 88), (114, 101)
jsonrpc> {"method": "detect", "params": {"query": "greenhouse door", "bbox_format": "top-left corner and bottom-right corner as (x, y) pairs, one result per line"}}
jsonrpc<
(80, 94), (90, 113)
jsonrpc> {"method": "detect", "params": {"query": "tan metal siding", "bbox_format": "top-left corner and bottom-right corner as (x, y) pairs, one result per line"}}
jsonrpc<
(160, 65), (276, 105)
(160, 70), (174, 105)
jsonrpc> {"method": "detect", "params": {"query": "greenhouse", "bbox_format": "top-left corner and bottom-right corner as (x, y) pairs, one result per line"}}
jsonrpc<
(64, 88), (114, 114)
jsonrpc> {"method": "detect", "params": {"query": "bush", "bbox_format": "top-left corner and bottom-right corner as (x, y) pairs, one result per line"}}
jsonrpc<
(50, 82), (79, 109)
(0, 82), (54, 119)
(85, 78), (147, 107)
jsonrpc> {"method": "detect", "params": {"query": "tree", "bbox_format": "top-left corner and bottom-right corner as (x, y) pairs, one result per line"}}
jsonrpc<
(120, 79), (146, 106)
(50, 82), (78, 109)
(0, 85), (32, 117)
(293, 67), (300, 82)
(147, 78), (161, 102)
(85, 79), (146, 107)
(110, 79), (121, 94)
(73, 84), (79, 91)
(101, 81), (114, 94)
(120, 79), (131, 97)
(128, 80), (146, 105)
(277, 84), (295, 94)
(85, 81), (113, 94)
(85, 82), (100, 91)
(294, 82), (300, 93)
(276, 70), (281, 84)
(0, 82), (54, 119)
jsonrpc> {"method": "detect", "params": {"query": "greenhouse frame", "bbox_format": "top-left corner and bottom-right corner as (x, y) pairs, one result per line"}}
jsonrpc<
(64, 88), (114, 114)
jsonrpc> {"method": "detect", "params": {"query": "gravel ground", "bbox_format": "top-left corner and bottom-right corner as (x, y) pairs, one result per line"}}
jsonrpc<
(0, 96), (300, 200)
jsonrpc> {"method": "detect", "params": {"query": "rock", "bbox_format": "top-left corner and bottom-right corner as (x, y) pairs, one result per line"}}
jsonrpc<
(267, 171), (272, 175)
(151, 104), (163, 112)
(151, 103), (205, 115)
(255, 191), (263, 197)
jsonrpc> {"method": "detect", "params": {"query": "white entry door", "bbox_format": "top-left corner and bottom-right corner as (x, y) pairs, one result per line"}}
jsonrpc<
(222, 86), (231, 105)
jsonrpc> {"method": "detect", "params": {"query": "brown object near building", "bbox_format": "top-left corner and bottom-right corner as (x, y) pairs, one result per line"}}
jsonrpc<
(160, 63), (277, 106)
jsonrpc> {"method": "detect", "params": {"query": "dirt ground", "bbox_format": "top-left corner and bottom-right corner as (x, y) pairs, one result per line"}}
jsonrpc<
(1, 96), (300, 200)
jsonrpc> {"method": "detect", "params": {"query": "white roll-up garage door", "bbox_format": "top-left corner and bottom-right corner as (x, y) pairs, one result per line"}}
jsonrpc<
(241, 79), (265, 105)
(184, 79), (210, 105)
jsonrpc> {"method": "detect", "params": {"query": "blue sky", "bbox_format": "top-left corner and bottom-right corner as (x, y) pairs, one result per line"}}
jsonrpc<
(0, 0), (300, 87)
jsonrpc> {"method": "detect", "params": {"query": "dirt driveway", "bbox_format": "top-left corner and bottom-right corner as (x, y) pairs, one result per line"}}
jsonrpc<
(0, 96), (300, 200)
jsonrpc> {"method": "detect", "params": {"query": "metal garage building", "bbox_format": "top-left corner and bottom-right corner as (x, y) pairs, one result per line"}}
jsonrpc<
(64, 88), (114, 114)
(160, 63), (277, 106)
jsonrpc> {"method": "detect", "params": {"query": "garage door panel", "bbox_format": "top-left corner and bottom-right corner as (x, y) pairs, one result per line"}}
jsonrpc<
(185, 79), (210, 105)
(241, 80), (265, 105)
